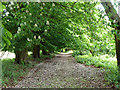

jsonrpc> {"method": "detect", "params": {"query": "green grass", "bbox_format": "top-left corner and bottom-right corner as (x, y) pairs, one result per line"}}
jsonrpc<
(1, 54), (55, 87)
(75, 55), (119, 87)
(2, 58), (36, 87)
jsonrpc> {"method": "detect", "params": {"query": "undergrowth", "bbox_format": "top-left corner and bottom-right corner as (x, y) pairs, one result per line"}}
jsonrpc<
(2, 54), (54, 87)
(74, 55), (119, 88)
(2, 58), (35, 87)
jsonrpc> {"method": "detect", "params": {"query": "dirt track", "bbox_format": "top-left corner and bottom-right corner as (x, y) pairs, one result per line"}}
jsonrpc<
(14, 53), (111, 88)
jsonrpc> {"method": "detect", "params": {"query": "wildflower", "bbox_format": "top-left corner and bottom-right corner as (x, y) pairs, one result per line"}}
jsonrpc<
(35, 24), (38, 27)
(46, 21), (49, 25)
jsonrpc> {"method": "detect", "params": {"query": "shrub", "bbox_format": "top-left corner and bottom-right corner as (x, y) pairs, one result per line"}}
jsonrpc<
(75, 55), (118, 87)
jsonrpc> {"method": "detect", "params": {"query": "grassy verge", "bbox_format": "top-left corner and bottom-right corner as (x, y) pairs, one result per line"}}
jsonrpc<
(2, 54), (55, 87)
(2, 58), (36, 87)
(74, 55), (118, 87)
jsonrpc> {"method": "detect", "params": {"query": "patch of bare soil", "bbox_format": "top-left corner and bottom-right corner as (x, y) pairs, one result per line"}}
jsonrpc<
(12, 53), (111, 88)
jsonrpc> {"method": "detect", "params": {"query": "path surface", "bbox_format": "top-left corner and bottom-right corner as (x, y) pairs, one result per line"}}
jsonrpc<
(14, 53), (110, 88)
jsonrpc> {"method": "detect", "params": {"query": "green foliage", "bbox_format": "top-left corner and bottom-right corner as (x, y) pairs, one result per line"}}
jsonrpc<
(72, 50), (82, 57)
(2, 27), (12, 49)
(2, 2), (115, 56)
(2, 58), (35, 87)
(2, 2), (77, 53)
(0, 3), (12, 50)
(75, 55), (118, 87)
(40, 54), (55, 59)
(1, 1), (119, 88)
(0, 2), (6, 12)
(72, 50), (91, 57)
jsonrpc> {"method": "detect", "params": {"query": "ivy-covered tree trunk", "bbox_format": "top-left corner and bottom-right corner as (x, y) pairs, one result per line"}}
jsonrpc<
(15, 48), (28, 64)
(33, 45), (40, 58)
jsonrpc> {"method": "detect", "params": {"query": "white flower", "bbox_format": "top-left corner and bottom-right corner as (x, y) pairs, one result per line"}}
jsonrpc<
(20, 23), (23, 26)
(41, 7), (43, 9)
(8, 4), (11, 7)
(24, 22), (26, 25)
(52, 3), (55, 6)
(27, 38), (30, 41)
(46, 21), (49, 25)
(18, 27), (21, 32)
(38, 36), (41, 39)
(34, 24), (38, 27)
(26, 10), (29, 13)
(17, 5), (19, 8)
(45, 30), (47, 32)
(113, 20), (116, 23)
(43, 3), (45, 6)
(29, 13), (32, 15)
(6, 12), (9, 16)
(10, 7), (13, 9)
(11, 2), (14, 5)
(27, 1), (29, 4)
(40, 13), (42, 16)
(38, 0), (40, 3)
(17, 27), (21, 33)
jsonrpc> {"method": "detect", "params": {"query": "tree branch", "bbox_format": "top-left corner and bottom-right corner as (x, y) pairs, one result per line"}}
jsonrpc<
(100, 1), (120, 26)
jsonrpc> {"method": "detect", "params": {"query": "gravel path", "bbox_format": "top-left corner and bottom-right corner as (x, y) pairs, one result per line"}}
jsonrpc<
(14, 53), (110, 88)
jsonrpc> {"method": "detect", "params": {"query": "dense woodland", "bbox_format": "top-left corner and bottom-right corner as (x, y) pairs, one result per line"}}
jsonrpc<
(0, 1), (120, 88)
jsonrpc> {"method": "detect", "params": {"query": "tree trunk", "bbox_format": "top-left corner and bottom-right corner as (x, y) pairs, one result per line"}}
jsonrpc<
(100, 1), (120, 86)
(115, 35), (120, 67)
(115, 34), (120, 85)
(33, 44), (40, 58)
(32, 35), (40, 58)
(15, 48), (28, 64)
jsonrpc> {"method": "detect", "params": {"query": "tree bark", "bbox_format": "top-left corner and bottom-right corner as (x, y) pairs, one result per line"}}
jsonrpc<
(15, 48), (28, 64)
(33, 35), (40, 58)
(33, 44), (40, 58)
(115, 34), (120, 85)
(115, 34), (120, 67)
(100, 1), (120, 87)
